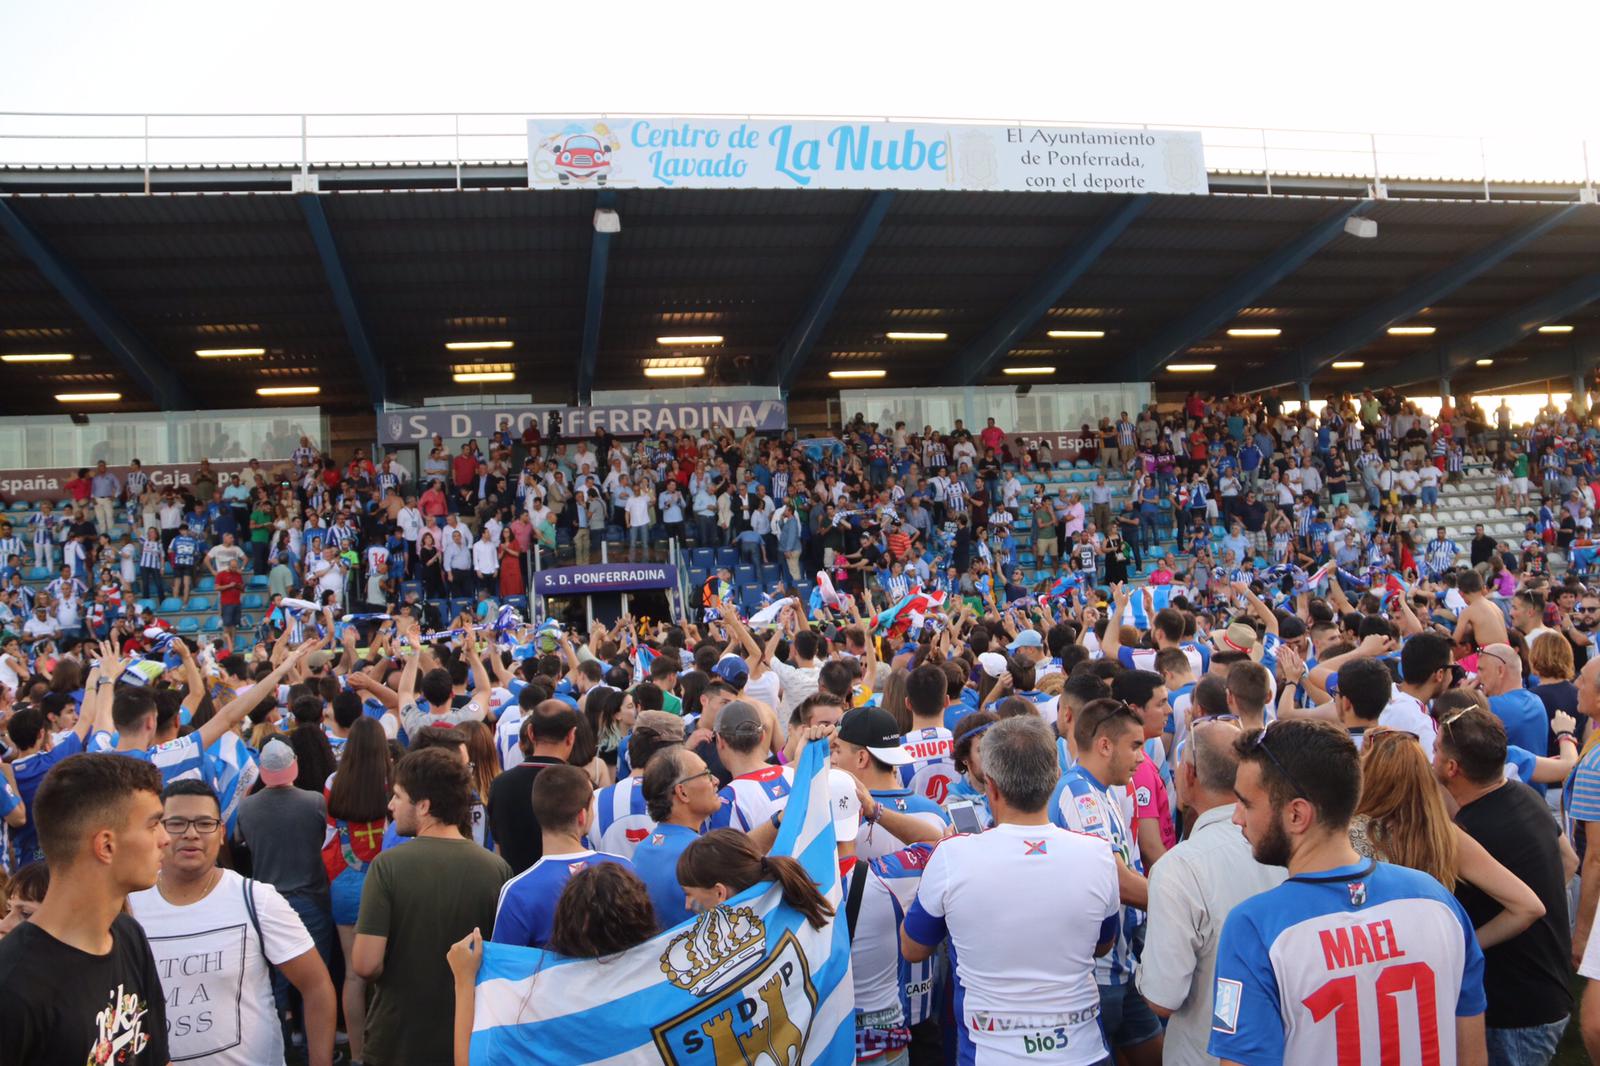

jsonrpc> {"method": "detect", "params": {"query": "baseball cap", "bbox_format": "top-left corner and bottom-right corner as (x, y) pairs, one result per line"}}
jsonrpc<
(827, 768), (863, 845)
(714, 700), (765, 738)
(306, 650), (332, 671)
(977, 651), (1009, 678)
(258, 739), (298, 787)
(1006, 630), (1043, 653)
(633, 710), (686, 743)
(837, 706), (913, 766)
(712, 658), (749, 688)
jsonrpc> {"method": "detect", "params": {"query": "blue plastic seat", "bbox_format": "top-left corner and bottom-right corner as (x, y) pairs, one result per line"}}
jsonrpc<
(714, 547), (739, 571)
(242, 593), (265, 609)
(734, 565), (757, 588)
(238, 615), (255, 630)
(759, 564), (782, 587)
(687, 568), (708, 593)
(8, 502), (26, 511)
(196, 576), (216, 592)
(160, 596), (185, 613)
(248, 575), (269, 588)
(505, 594), (529, 612)
(187, 595), (212, 612)
(203, 617), (223, 632)
(26, 566), (50, 581)
(690, 547), (716, 572)
(135, 599), (156, 613)
(176, 617), (200, 633)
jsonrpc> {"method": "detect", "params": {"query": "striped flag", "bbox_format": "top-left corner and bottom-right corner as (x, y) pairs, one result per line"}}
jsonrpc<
(469, 739), (855, 1064)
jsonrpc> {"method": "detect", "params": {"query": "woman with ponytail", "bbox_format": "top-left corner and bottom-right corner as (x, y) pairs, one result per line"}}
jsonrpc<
(676, 828), (834, 930)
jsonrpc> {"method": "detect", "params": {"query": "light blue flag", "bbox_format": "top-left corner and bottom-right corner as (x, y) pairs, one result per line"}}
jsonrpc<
(1124, 583), (1175, 630)
(469, 739), (855, 1064)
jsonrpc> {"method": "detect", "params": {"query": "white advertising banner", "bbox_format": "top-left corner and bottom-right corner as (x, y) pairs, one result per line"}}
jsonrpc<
(527, 118), (1207, 195)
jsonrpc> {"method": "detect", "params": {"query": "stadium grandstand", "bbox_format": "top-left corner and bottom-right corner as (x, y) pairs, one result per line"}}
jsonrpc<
(8, 110), (1600, 1066)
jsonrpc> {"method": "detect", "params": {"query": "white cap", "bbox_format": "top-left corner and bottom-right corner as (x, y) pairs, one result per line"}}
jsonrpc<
(827, 769), (862, 846)
(978, 651), (1009, 678)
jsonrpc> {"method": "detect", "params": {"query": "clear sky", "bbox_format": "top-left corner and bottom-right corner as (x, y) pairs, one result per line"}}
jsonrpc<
(3, 1), (1599, 175)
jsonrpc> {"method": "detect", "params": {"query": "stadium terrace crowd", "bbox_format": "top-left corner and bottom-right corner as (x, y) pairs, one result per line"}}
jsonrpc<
(5, 385), (1600, 1065)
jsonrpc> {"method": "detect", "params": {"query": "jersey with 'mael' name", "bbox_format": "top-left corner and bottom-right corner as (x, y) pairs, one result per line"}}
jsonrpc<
(1049, 766), (1141, 986)
(586, 776), (655, 860)
(1209, 859), (1485, 1066)
(899, 727), (958, 806)
(708, 764), (794, 832)
(1116, 640), (1209, 679)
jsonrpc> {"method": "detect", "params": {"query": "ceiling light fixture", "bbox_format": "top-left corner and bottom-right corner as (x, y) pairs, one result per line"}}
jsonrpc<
(1168, 363), (1217, 373)
(829, 369), (887, 379)
(444, 340), (514, 351)
(885, 332), (948, 341)
(2, 353), (73, 363)
(1475, 358), (1495, 366)
(656, 335), (723, 346)
(55, 392), (120, 402)
(1046, 330), (1106, 339)
(1003, 366), (1055, 375)
(1538, 324), (1574, 334)
(1331, 360), (1365, 369)
(1386, 326), (1436, 335)
(453, 371), (516, 383)
(643, 366), (706, 378)
(195, 347), (266, 358)
(257, 385), (320, 397)
(1226, 328), (1282, 337)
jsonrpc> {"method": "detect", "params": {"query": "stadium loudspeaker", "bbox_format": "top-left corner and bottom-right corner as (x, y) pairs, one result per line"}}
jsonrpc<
(1344, 217), (1379, 239)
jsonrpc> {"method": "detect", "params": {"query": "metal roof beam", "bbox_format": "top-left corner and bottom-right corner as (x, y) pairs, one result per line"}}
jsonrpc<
(771, 191), (894, 392)
(576, 189), (616, 406)
(1359, 270), (1600, 391)
(1236, 203), (1584, 394)
(298, 193), (384, 408)
(947, 195), (1150, 385)
(1128, 202), (1370, 380)
(0, 197), (190, 409)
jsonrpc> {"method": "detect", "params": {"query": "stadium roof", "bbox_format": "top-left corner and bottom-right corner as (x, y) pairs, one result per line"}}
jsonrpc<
(2, 160), (1599, 414)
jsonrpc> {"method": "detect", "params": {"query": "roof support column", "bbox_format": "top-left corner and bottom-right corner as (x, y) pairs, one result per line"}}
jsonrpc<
(576, 189), (616, 406)
(771, 191), (894, 392)
(0, 198), (189, 409)
(298, 194), (385, 409)
(947, 195), (1150, 385)
(1299, 380), (1312, 405)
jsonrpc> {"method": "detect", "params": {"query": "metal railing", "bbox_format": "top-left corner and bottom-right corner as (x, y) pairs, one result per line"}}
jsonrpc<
(1, 111), (1597, 190)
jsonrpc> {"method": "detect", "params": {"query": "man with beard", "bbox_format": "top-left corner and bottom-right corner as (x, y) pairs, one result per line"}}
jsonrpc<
(1208, 720), (1488, 1065)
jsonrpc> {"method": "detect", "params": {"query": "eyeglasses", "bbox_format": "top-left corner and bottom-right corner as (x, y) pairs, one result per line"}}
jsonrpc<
(673, 769), (715, 789)
(161, 816), (221, 836)
(1249, 723), (1309, 800)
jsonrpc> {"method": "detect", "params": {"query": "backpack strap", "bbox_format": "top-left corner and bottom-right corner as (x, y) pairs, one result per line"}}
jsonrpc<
(242, 876), (265, 957)
(844, 859), (870, 944)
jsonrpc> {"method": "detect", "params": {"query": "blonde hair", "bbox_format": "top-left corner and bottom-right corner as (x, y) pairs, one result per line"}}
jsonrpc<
(1529, 630), (1575, 682)
(1356, 730), (1458, 890)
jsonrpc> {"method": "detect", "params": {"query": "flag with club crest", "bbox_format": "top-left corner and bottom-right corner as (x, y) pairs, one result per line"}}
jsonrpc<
(469, 739), (855, 1064)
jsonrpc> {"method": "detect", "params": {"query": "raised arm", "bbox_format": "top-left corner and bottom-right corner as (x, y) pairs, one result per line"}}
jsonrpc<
(199, 640), (320, 750)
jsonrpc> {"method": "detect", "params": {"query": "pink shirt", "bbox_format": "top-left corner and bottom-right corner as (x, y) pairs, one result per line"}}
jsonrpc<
(1131, 759), (1177, 850)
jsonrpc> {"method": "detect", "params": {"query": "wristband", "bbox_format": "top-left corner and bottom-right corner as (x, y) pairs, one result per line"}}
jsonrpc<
(1558, 732), (1578, 745)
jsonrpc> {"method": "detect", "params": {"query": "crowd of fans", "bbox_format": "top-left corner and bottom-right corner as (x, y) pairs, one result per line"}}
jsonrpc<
(3, 386), (1600, 1065)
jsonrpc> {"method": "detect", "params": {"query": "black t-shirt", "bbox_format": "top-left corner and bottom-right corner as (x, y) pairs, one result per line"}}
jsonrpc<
(0, 912), (170, 1066)
(486, 756), (567, 874)
(1453, 780), (1573, 1027)
(1470, 534), (1498, 566)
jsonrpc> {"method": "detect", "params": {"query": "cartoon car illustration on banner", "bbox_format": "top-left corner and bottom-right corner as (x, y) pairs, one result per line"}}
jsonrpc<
(552, 134), (612, 185)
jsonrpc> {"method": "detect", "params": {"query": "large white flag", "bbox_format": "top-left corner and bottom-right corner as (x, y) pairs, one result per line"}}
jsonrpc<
(469, 739), (855, 1064)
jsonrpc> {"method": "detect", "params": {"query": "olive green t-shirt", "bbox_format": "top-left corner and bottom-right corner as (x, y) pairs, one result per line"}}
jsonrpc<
(356, 835), (512, 1066)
